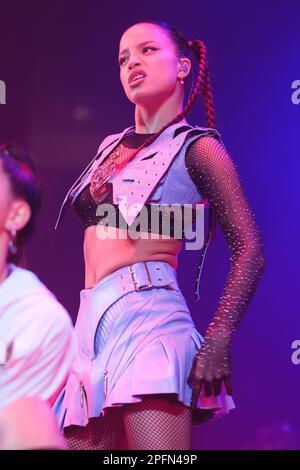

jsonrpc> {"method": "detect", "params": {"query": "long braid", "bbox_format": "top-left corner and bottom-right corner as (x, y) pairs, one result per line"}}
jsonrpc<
(184, 40), (212, 124)
(202, 56), (216, 129)
(187, 40), (217, 241)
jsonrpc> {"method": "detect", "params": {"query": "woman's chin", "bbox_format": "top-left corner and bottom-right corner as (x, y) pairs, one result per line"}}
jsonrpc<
(129, 92), (159, 107)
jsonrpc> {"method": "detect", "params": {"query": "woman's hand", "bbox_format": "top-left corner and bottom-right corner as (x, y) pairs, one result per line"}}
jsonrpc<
(187, 335), (233, 408)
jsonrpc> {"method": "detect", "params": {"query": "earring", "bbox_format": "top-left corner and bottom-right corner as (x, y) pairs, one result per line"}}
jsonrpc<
(179, 65), (187, 85)
(8, 228), (18, 256)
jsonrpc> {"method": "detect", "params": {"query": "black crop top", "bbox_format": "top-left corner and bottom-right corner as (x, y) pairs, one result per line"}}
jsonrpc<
(73, 127), (192, 236)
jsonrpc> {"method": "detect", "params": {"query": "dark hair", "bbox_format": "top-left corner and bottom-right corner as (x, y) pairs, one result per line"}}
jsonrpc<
(120, 20), (218, 239)
(0, 143), (41, 265)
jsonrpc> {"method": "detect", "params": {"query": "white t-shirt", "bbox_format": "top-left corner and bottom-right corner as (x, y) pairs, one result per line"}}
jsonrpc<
(0, 264), (76, 412)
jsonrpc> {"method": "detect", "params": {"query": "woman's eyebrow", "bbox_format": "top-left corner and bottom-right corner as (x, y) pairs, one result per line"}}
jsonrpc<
(119, 40), (160, 56)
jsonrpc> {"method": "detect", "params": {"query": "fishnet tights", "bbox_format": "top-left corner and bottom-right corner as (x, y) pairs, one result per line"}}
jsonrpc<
(64, 394), (192, 450)
(64, 406), (126, 450)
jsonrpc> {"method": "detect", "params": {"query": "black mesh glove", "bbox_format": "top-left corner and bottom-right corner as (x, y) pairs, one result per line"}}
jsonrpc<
(187, 333), (232, 406)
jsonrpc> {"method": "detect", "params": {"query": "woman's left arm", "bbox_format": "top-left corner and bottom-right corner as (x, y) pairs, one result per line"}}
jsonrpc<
(184, 135), (266, 405)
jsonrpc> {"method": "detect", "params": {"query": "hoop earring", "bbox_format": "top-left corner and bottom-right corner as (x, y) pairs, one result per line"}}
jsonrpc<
(8, 228), (18, 256)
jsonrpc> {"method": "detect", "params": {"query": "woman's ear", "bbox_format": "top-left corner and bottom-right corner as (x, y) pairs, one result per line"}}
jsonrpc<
(4, 199), (32, 233)
(178, 57), (192, 80)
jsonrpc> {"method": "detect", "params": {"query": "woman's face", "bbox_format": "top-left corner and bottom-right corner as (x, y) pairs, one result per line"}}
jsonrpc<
(0, 161), (14, 232)
(119, 23), (182, 107)
(0, 160), (31, 236)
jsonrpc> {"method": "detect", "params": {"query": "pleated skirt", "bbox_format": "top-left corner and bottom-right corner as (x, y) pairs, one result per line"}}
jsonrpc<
(53, 261), (235, 429)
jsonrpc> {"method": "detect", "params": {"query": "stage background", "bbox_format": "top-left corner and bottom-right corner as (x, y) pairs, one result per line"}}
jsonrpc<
(1, 0), (299, 450)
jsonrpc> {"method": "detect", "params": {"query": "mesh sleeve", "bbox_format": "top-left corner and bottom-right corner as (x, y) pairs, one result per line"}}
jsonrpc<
(185, 135), (266, 398)
(185, 135), (266, 341)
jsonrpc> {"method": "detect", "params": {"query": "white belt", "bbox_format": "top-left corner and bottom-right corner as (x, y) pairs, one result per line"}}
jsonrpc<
(92, 260), (178, 297)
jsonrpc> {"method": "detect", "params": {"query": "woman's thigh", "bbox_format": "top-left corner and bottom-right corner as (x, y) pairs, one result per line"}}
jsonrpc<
(122, 393), (193, 450)
(63, 406), (126, 450)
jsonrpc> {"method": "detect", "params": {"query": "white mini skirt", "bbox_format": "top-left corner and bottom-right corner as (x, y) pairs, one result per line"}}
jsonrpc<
(53, 260), (235, 429)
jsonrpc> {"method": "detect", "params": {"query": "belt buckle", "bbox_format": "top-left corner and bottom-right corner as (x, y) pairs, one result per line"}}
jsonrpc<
(129, 263), (153, 291)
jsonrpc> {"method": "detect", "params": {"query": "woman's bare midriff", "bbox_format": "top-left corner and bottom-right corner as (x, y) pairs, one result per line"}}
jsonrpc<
(83, 225), (183, 288)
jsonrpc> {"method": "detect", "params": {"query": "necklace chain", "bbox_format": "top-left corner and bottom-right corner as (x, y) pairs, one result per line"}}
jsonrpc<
(90, 144), (137, 204)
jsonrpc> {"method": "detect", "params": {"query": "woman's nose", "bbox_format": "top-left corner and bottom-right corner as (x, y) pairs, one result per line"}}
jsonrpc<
(127, 55), (141, 69)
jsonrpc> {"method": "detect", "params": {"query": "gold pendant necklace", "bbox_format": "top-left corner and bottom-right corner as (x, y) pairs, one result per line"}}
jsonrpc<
(90, 145), (135, 204)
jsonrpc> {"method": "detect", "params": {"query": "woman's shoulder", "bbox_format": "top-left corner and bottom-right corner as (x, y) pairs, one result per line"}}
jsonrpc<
(3, 265), (71, 327)
(183, 126), (225, 167)
(187, 124), (223, 142)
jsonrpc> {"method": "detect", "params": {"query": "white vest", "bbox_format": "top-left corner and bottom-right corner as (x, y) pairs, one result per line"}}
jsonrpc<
(55, 119), (223, 228)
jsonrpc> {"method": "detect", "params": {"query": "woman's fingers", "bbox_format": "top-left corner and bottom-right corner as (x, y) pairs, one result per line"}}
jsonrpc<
(202, 376), (232, 398)
(204, 380), (213, 397)
(213, 378), (222, 396)
(189, 374), (233, 408)
(223, 375), (233, 395)
(190, 379), (203, 407)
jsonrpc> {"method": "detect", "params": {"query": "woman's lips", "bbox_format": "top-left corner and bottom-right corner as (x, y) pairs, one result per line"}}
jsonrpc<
(129, 76), (146, 87)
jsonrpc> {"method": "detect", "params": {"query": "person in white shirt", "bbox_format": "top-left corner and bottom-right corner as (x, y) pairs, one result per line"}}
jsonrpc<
(0, 143), (76, 413)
